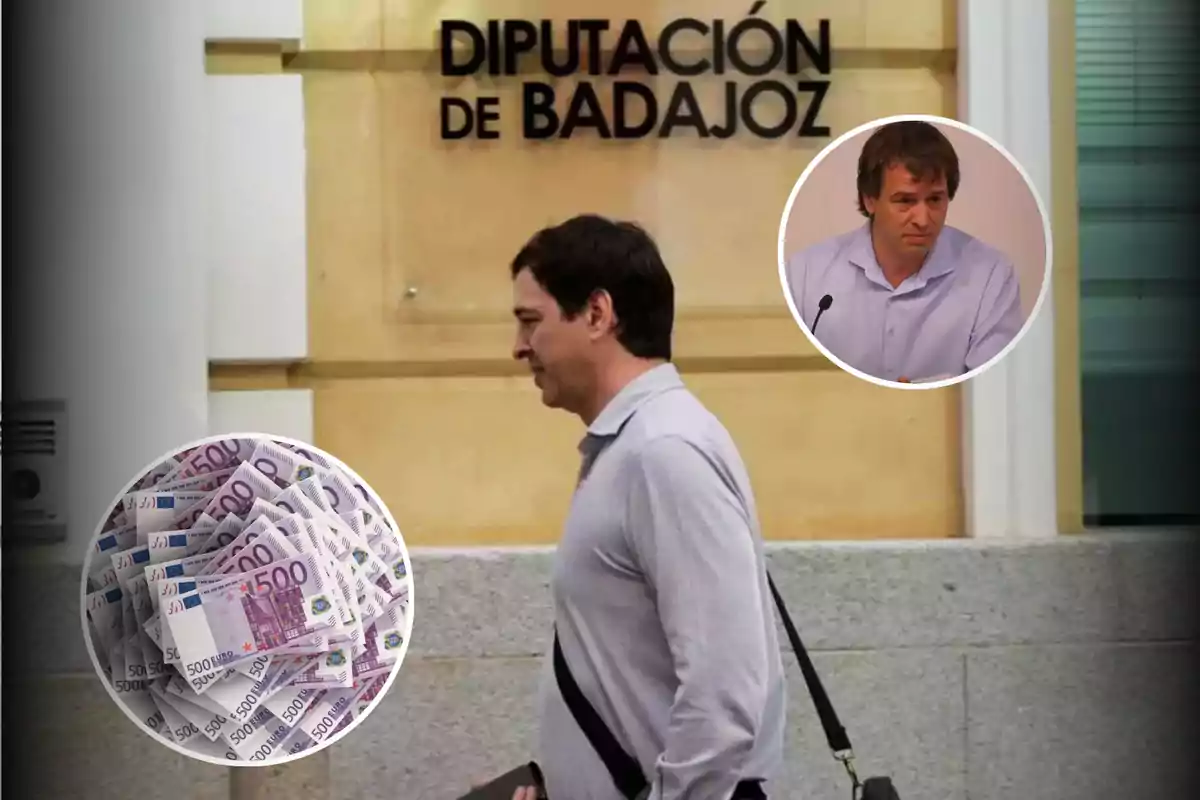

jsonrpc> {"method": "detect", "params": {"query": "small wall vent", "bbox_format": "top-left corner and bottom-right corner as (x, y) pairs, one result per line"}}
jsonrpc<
(2, 399), (69, 545)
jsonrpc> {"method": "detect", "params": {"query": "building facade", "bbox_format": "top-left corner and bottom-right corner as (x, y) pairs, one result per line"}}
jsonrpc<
(15, 2), (1196, 798)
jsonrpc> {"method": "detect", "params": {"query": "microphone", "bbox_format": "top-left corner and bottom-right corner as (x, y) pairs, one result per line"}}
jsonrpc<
(811, 294), (833, 334)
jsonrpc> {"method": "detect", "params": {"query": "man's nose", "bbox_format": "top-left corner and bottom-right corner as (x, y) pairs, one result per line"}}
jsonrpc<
(911, 203), (932, 228)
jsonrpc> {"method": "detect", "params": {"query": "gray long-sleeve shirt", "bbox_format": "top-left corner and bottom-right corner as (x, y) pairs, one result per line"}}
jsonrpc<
(536, 363), (787, 800)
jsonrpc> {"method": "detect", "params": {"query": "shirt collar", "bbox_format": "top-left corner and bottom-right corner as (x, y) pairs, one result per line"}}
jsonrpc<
(846, 221), (958, 292)
(584, 362), (683, 440)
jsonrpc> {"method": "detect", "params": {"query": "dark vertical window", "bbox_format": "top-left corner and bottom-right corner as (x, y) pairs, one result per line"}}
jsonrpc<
(1076, 0), (1200, 526)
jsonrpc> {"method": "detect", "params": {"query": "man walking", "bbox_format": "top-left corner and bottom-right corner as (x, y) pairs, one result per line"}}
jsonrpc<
(507, 215), (787, 799)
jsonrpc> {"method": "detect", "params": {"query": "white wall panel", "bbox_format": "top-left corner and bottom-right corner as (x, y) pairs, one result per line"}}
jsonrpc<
(959, 0), (1058, 539)
(207, 74), (308, 362)
(205, 0), (303, 42)
(208, 389), (315, 445)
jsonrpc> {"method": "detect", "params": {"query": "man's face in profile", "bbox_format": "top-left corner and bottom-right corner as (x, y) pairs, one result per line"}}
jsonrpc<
(864, 162), (950, 259)
(511, 267), (591, 411)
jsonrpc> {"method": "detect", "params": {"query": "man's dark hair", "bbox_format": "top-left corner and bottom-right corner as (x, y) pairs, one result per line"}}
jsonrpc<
(856, 120), (960, 217)
(510, 214), (674, 360)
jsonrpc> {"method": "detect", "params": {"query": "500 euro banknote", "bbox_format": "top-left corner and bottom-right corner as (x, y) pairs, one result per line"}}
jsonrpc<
(83, 435), (412, 763)
(163, 553), (343, 679)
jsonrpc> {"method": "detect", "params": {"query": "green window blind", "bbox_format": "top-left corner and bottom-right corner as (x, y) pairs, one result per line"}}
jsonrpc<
(1076, 0), (1199, 524)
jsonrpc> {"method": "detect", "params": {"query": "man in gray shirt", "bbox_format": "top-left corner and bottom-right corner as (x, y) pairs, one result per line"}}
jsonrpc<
(506, 215), (787, 800)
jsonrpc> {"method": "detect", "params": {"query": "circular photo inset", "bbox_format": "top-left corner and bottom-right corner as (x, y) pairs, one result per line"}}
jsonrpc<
(80, 433), (414, 766)
(777, 114), (1052, 389)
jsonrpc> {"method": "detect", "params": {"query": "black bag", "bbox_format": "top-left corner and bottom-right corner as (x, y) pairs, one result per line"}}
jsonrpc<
(551, 570), (900, 800)
(457, 762), (548, 799)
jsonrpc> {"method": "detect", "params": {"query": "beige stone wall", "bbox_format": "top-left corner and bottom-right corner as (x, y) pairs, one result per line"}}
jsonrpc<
(209, 0), (965, 545)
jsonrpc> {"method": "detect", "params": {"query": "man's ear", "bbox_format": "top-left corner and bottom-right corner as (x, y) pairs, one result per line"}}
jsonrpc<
(585, 290), (618, 339)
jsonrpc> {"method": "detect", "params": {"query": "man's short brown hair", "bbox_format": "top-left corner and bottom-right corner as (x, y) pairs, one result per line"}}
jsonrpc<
(856, 120), (960, 217)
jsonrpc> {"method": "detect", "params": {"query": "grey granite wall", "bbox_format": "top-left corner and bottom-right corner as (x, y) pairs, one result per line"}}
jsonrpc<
(15, 532), (1199, 799)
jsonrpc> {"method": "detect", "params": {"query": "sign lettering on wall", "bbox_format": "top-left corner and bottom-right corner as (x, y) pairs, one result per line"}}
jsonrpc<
(438, 6), (832, 141)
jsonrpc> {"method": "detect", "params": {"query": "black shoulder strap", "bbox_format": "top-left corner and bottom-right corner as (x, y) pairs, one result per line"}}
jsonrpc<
(552, 632), (648, 799)
(767, 571), (864, 792)
(552, 570), (859, 796)
(765, 571), (852, 754)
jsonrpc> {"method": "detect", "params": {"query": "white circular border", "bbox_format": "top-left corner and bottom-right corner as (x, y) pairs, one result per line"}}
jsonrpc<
(78, 431), (417, 768)
(776, 113), (1055, 391)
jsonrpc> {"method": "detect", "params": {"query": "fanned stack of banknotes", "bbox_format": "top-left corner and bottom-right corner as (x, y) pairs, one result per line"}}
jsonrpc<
(82, 436), (412, 763)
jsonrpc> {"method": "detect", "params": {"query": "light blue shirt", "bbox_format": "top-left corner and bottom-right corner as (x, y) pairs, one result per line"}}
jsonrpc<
(784, 222), (1023, 382)
(537, 363), (786, 800)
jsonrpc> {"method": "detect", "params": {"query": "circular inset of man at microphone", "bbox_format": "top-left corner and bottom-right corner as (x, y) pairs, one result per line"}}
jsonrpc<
(779, 116), (1050, 387)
